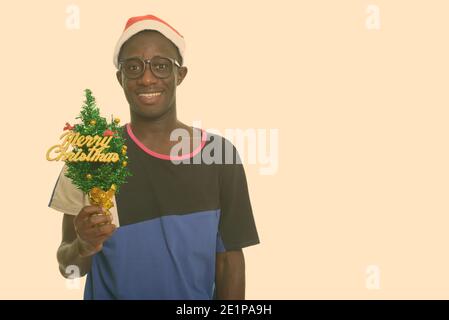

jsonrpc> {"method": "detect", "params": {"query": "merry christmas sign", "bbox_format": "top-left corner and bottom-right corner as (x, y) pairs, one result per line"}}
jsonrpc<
(46, 89), (131, 214)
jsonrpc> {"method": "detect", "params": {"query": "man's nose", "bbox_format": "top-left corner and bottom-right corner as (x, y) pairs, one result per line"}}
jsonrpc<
(138, 65), (158, 85)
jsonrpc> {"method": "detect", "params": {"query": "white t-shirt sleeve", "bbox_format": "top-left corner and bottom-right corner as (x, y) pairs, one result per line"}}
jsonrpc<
(48, 165), (90, 216)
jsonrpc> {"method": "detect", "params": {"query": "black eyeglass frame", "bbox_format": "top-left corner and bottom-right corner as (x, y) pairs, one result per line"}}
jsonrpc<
(118, 56), (182, 79)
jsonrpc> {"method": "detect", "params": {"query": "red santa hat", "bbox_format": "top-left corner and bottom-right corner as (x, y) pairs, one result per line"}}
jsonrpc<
(113, 15), (185, 68)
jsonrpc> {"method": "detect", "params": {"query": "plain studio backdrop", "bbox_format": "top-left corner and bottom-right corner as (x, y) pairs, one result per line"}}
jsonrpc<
(1, 0), (449, 299)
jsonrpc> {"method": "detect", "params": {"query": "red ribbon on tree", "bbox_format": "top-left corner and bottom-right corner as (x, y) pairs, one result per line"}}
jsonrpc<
(63, 122), (75, 131)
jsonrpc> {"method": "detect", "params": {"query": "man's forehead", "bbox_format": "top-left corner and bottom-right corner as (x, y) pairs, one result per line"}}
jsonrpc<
(120, 31), (177, 57)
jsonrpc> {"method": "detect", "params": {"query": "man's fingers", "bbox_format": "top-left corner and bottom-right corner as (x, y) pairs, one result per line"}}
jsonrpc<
(75, 206), (116, 247)
(93, 233), (114, 244)
(88, 230), (116, 247)
(78, 225), (117, 254)
(81, 225), (101, 238)
(94, 223), (117, 237)
(88, 214), (113, 226)
(78, 206), (104, 219)
(80, 220), (114, 238)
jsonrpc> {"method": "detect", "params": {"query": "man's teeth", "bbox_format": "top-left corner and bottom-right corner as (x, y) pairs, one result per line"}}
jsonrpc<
(139, 92), (162, 97)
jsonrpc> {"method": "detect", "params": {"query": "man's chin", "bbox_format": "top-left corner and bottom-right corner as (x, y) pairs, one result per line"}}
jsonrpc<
(131, 104), (171, 120)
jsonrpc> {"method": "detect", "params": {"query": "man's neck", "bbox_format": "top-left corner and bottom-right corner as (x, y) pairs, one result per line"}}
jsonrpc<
(129, 107), (191, 143)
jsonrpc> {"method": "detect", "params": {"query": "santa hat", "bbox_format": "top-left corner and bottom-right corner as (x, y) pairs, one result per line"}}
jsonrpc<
(113, 15), (185, 68)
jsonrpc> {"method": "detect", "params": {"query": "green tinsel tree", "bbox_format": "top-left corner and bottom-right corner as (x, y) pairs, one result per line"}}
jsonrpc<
(64, 89), (132, 193)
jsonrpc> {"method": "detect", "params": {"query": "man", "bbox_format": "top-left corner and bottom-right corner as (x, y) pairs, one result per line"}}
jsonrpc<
(49, 14), (260, 300)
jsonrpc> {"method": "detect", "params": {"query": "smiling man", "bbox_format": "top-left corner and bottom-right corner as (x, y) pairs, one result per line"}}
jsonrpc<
(50, 14), (260, 300)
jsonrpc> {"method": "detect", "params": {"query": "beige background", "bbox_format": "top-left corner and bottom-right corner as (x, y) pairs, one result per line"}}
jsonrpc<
(1, 0), (448, 299)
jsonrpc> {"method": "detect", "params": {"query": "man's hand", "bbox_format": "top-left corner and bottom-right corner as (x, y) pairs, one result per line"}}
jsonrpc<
(73, 206), (117, 258)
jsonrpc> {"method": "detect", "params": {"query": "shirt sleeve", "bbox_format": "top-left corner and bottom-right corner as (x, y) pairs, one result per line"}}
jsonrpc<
(216, 140), (260, 252)
(48, 165), (90, 216)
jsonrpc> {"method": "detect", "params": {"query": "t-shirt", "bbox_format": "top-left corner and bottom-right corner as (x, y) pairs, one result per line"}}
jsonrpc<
(48, 123), (260, 300)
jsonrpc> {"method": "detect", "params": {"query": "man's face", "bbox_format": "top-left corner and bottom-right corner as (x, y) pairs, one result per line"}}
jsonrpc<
(116, 31), (187, 120)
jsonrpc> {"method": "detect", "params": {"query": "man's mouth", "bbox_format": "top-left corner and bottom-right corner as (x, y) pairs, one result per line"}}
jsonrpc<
(137, 91), (163, 104)
(138, 92), (162, 98)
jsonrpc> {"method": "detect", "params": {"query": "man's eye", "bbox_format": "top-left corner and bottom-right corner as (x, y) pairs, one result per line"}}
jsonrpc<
(127, 64), (141, 72)
(155, 64), (168, 70)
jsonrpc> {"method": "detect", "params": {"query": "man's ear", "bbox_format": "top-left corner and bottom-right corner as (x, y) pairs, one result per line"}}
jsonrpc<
(176, 66), (188, 86)
(116, 71), (123, 87)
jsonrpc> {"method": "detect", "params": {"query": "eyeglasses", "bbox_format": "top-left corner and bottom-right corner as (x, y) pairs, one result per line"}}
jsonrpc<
(118, 56), (181, 79)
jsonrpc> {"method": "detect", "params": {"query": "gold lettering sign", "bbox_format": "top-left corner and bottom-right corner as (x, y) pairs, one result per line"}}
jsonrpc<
(46, 131), (119, 163)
